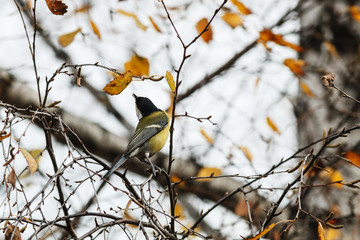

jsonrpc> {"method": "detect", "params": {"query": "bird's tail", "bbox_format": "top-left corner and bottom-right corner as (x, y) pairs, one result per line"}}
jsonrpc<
(103, 155), (128, 179)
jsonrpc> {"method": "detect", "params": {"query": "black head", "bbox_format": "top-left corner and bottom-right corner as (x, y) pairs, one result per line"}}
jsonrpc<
(133, 94), (160, 119)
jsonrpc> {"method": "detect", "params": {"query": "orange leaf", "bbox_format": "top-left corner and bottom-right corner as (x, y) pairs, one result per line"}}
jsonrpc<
(45, 0), (68, 15)
(300, 80), (315, 97)
(196, 18), (213, 43)
(266, 117), (280, 134)
(200, 128), (214, 145)
(0, 132), (11, 142)
(58, 28), (81, 47)
(124, 199), (136, 221)
(318, 222), (326, 240)
(238, 146), (252, 162)
(283, 58), (306, 76)
(117, 9), (147, 31)
(124, 54), (149, 76)
(20, 147), (38, 174)
(350, 6), (360, 22)
(345, 151), (360, 167)
(197, 167), (221, 180)
(165, 71), (176, 94)
(170, 175), (185, 186)
(90, 18), (101, 40)
(149, 16), (161, 32)
(246, 220), (293, 240)
(259, 29), (302, 52)
(222, 12), (243, 28)
(103, 71), (132, 95)
(230, 0), (252, 15)
(323, 41), (338, 57)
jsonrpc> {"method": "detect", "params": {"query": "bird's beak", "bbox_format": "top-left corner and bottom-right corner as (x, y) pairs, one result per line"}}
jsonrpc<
(132, 93), (137, 99)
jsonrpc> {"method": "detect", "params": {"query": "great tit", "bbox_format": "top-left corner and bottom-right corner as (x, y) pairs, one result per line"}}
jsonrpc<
(103, 94), (169, 179)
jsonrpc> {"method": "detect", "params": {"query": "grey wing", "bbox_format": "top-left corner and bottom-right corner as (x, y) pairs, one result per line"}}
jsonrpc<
(125, 116), (168, 155)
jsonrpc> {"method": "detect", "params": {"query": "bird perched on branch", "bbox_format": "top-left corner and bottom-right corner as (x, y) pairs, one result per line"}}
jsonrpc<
(103, 94), (169, 179)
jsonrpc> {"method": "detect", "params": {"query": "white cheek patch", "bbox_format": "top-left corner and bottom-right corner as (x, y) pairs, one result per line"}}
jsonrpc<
(136, 107), (143, 120)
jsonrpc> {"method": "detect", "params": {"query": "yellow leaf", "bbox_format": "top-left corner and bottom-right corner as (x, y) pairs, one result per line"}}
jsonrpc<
(149, 16), (161, 32)
(325, 167), (343, 188)
(200, 128), (214, 145)
(124, 54), (150, 76)
(258, 29), (303, 52)
(318, 222), (326, 240)
(238, 146), (252, 162)
(266, 117), (280, 134)
(345, 151), (360, 167)
(165, 71), (176, 94)
(0, 132), (11, 142)
(325, 228), (341, 240)
(300, 80), (315, 98)
(222, 12), (243, 28)
(29, 149), (42, 163)
(196, 18), (213, 43)
(117, 9), (147, 31)
(170, 175), (185, 187)
(74, 4), (92, 13)
(58, 28), (82, 47)
(283, 58), (306, 76)
(247, 220), (293, 240)
(197, 167), (222, 180)
(350, 6), (360, 22)
(230, 0), (252, 15)
(90, 18), (101, 40)
(20, 147), (38, 174)
(174, 203), (185, 219)
(103, 71), (133, 95)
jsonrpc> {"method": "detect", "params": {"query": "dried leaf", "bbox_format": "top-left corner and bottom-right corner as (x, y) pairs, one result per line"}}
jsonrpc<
(124, 199), (136, 220)
(318, 222), (326, 240)
(300, 80), (315, 97)
(7, 169), (16, 188)
(165, 71), (176, 94)
(323, 41), (338, 57)
(238, 146), (253, 162)
(174, 203), (185, 219)
(283, 58), (306, 76)
(197, 167), (222, 180)
(117, 9), (147, 31)
(29, 149), (42, 162)
(103, 71), (132, 95)
(200, 129), (214, 145)
(266, 117), (280, 134)
(20, 147), (38, 174)
(90, 18), (101, 40)
(234, 199), (248, 217)
(45, 0), (68, 15)
(259, 29), (303, 52)
(196, 18), (213, 43)
(246, 220), (293, 240)
(149, 16), (161, 32)
(230, 0), (252, 15)
(124, 54), (149, 76)
(0, 132), (11, 142)
(350, 6), (360, 22)
(222, 12), (243, 28)
(58, 28), (81, 47)
(324, 167), (343, 188)
(345, 151), (360, 167)
(5, 225), (21, 240)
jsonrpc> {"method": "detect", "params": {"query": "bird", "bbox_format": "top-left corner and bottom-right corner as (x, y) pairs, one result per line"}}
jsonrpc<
(103, 94), (169, 179)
